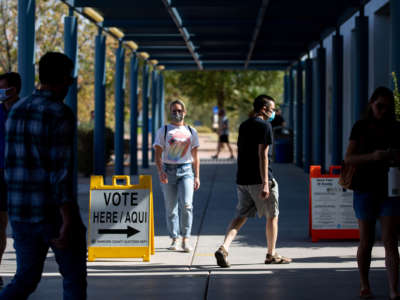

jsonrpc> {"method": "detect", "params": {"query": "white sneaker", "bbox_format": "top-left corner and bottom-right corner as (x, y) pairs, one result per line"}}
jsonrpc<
(182, 240), (193, 253)
(168, 238), (179, 250)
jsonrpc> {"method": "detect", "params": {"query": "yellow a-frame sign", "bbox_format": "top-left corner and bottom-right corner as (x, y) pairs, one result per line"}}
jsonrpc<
(87, 175), (155, 262)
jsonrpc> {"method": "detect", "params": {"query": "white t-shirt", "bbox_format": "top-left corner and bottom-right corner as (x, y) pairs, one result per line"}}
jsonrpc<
(153, 124), (200, 164)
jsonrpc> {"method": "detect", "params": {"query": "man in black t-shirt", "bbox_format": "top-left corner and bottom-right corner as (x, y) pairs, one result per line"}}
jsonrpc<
(214, 95), (291, 267)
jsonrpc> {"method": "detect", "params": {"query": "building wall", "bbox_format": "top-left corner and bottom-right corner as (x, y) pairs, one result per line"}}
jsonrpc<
(306, 0), (391, 170)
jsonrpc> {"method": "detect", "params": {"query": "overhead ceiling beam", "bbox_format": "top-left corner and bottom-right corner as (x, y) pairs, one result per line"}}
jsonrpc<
(161, 0), (203, 70)
(123, 34), (185, 42)
(170, 0), (253, 7)
(103, 19), (174, 27)
(103, 19), (254, 28)
(244, 0), (271, 69)
(137, 46), (194, 50)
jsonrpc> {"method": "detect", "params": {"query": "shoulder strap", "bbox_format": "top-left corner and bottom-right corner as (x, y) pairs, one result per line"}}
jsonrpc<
(164, 125), (168, 142)
(186, 125), (193, 135)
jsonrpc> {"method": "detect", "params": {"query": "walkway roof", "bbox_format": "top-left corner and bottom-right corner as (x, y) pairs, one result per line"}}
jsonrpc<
(63, 0), (369, 71)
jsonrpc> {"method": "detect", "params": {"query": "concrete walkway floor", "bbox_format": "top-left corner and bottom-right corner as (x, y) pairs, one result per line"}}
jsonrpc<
(0, 160), (389, 299)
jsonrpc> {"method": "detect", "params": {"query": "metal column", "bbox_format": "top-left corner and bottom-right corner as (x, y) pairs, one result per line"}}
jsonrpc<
(114, 43), (125, 175)
(142, 62), (150, 168)
(280, 74), (288, 123)
(391, 0), (400, 89)
(303, 58), (313, 173)
(353, 11), (369, 122)
(94, 29), (106, 175)
(331, 31), (344, 166)
(159, 73), (165, 127)
(295, 62), (303, 168)
(129, 54), (139, 175)
(316, 45), (326, 171)
(288, 68), (294, 129)
(18, 0), (35, 98)
(64, 8), (78, 197)
(151, 69), (158, 162)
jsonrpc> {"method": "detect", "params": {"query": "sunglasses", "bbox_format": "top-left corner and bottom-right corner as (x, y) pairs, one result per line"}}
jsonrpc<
(172, 109), (183, 113)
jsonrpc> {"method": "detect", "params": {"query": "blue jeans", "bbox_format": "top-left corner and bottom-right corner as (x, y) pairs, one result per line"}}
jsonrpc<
(0, 220), (87, 300)
(161, 163), (194, 239)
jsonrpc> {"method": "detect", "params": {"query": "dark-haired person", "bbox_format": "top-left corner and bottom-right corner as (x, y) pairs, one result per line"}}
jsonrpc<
(0, 52), (87, 299)
(0, 72), (21, 288)
(214, 95), (291, 268)
(344, 86), (400, 300)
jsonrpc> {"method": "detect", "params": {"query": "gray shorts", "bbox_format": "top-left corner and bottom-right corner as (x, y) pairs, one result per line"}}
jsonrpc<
(236, 178), (279, 218)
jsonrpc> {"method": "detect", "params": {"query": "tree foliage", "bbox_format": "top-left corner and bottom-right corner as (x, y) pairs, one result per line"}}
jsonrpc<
(164, 70), (284, 129)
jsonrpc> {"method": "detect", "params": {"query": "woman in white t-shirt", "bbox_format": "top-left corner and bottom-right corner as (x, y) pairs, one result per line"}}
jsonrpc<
(153, 100), (200, 252)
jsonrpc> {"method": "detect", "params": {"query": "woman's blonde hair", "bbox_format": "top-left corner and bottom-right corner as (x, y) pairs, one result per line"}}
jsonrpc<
(169, 99), (186, 112)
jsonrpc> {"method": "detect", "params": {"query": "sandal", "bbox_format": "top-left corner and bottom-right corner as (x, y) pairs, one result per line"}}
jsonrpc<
(360, 288), (374, 299)
(265, 253), (292, 264)
(215, 245), (230, 268)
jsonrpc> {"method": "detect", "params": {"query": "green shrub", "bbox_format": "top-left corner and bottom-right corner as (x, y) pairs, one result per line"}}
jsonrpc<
(392, 72), (400, 121)
(77, 126), (114, 177)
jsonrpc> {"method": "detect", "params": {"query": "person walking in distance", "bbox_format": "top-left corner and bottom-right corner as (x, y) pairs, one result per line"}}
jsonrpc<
(0, 72), (21, 288)
(214, 95), (291, 267)
(212, 108), (234, 159)
(0, 52), (87, 299)
(153, 100), (200, 252)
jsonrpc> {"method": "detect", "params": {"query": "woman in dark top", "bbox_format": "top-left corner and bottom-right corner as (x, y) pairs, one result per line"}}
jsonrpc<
(344, 87), (400, 300)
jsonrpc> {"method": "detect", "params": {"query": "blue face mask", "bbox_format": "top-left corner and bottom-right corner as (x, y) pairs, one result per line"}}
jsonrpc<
(268, 111), (275, 122)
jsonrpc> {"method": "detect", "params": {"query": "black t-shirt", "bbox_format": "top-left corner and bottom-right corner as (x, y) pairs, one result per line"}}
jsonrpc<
(349, 119), (400, 193)
(236, 117), (273, 185)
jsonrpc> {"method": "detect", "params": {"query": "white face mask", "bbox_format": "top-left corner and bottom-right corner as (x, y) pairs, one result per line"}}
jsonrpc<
(0, 88), (12, 102)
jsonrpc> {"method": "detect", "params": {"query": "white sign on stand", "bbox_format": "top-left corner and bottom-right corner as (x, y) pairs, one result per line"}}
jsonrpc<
(311, 178), (357, 230)
(89, 189), (150, 247)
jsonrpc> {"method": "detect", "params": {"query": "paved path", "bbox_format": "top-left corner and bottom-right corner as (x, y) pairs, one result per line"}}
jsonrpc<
(0, 134), (390, 299)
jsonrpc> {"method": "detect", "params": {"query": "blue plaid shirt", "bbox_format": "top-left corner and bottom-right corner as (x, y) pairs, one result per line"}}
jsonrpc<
(5, 89), (76, 223)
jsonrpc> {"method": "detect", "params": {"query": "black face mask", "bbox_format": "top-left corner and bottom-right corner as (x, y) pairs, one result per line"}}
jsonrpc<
(171, 111), (184, 122)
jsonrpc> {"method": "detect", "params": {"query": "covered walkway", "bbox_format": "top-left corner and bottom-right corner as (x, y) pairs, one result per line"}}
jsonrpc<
(0, 137), (387, 299)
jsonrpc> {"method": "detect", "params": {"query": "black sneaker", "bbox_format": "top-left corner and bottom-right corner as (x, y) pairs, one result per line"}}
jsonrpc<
(214, 245), (230, 268)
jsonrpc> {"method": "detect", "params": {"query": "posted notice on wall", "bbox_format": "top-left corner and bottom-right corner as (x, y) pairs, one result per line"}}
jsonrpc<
(311, 178), (357, 230)
(89, 189), (150, 247)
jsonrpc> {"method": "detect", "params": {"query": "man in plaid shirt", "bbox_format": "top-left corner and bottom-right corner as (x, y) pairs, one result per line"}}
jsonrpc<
(0, 52), (86, 299)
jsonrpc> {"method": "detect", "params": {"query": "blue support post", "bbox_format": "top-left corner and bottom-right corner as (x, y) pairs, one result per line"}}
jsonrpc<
(64, 8), (78, 197)
(159, 74), (165, 127)
(18, 0), (35, 98)
(114, 43), (125, 175)
(316, 45), (326, 171)
(303, 58), (313, 173)
(142, 62), (150, 168)
(129, 54), (139, 175)
(151, 69), (158, 162)
(94, 29), (106, 175)
(391, 0), (400, 88)
(332, 31), (344, 166)
(353, 11), (369, 122)
(295, 62), (303, 168)
(281, 74), (289, 123)
(288, 68), (294, 129)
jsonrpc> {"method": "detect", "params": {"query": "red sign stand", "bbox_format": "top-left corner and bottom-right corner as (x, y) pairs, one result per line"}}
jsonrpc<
(309, 165), (359, 242)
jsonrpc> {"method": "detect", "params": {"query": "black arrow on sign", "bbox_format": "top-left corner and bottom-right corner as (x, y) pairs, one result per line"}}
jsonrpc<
(98, 226), (140, 238)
